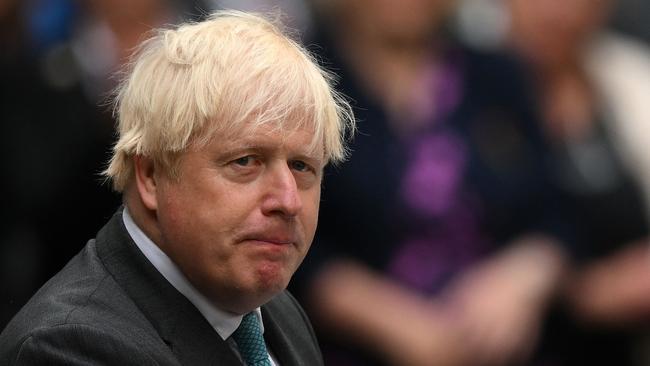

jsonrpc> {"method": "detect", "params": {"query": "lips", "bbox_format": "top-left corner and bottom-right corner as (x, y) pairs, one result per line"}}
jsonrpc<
(245, 237), (293, 246)
(235, 221), (302, 248)
(238, 230), (297, 246)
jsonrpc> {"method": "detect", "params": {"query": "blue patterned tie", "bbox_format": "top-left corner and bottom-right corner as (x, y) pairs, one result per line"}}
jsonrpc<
(232, 312), (272, 366)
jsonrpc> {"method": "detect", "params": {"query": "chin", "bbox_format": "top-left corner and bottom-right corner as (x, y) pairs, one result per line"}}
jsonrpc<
(254, 262), (292, 294)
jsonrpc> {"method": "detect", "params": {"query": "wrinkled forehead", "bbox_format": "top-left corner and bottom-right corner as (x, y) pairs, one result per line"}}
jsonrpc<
(196, 110), (324, 156)
(226, 116), (318, 143)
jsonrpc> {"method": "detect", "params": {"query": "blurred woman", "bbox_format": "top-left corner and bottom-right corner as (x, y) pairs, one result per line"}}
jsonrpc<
(292, 0), (569, 365)
(506, 0), (650, 364)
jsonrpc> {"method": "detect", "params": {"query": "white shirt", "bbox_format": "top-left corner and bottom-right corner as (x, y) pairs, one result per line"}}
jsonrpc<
(122, 208), (278, 366)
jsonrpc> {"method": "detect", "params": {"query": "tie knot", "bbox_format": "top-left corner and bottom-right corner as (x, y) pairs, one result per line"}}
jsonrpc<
(232, 312), (271, 366)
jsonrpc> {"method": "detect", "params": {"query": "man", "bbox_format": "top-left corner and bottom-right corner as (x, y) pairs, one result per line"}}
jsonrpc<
(0, 10), (354, 365)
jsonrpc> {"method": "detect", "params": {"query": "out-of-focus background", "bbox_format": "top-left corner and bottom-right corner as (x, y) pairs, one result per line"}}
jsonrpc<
(2, 1), (650, 365)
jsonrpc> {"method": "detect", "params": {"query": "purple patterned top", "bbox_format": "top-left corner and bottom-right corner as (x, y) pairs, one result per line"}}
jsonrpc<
(387, 57), (489, 294)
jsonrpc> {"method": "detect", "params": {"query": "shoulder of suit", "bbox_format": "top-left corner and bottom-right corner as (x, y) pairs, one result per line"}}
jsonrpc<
(5, 323), (174, 365)
(0, 240), (172, 365)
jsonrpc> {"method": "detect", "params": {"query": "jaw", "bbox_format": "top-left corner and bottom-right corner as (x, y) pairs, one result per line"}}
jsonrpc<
(198, 256), (296, 314)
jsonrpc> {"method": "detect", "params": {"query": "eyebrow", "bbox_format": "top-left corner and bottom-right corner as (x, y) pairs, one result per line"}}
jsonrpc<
(218, 138), (323, 161)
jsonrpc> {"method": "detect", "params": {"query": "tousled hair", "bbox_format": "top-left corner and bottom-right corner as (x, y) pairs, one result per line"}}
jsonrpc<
(104, 10), (354, 192)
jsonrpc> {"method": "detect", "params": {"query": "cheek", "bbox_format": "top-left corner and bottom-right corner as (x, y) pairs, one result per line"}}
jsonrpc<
(155, 183), (230, 257)
(163, 178), (241, 231)
(157, 198), (236, 288)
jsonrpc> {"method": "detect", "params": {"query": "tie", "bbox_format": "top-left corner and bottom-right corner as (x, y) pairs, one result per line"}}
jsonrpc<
(232, 312), (272, 366)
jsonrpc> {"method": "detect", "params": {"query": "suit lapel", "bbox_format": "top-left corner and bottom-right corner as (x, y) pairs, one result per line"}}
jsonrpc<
(95, 209), (243, 366)
(262, 304), (300, 366)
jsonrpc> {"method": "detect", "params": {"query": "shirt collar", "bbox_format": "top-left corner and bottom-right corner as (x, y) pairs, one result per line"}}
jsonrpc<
(122, 207), (264, 340)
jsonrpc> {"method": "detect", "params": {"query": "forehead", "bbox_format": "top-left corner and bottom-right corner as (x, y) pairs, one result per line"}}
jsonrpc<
(202, 120), (323, 156)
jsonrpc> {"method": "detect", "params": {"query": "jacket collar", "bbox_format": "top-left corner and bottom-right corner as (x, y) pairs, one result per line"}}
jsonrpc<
(95, 208), (242, 365)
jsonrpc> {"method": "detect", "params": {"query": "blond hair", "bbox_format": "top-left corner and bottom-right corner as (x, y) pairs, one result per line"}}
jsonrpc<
(104, 10), (354, 192)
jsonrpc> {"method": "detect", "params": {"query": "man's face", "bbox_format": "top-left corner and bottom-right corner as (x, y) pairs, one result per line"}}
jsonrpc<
(152, 123), (323, 313)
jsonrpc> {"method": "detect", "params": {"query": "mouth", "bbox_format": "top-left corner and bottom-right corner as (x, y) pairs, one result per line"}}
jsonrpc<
(243, 238), (294, 246)
(239, 236), (297, 262)
(236, 226), (301, 250)
(238, 231), (298, 247)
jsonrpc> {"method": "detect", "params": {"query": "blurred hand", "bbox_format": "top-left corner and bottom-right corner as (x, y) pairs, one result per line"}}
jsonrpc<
(311, 260), (476, 366)
(442, 236), (567, 365)
(384, 303), (472, 366)
(567, 240), (650, 324)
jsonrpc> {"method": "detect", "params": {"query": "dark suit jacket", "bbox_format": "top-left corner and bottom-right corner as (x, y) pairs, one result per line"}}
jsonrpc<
(0, 209), (323, 365)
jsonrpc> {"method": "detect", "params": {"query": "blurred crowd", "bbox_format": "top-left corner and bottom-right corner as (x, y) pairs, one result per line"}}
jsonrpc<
(2, 0), (650, 365)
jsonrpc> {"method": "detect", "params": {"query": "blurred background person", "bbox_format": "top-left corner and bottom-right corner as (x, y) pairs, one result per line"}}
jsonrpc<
(0, 0), (196, 328)
(289, 0), (572, 365)
(504, 0), (650, 364)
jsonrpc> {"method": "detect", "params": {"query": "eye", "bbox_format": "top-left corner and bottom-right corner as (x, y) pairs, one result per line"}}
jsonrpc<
(233, 156), (253, 166)
(290, 160), (311, 173)
(227, 155), (262, 172)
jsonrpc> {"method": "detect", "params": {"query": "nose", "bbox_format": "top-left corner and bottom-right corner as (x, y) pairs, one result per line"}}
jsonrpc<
(261, 163), (302, 218)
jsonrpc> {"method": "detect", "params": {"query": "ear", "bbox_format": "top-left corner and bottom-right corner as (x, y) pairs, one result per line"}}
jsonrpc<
(133, 155), (159, 211)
